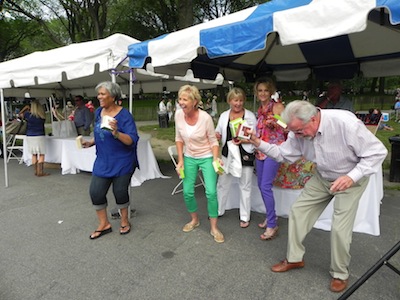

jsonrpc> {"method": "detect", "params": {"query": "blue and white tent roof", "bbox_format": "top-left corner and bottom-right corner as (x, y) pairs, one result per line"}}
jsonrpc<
(128, 0), (400, 81)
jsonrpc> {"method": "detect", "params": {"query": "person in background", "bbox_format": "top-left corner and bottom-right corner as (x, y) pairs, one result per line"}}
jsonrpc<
(369, 108), (394, 131)
(19, 100), (50, 177)
(174, 84), (224, 243)
(86, 100), (95, 112)
(246, 100), (387, 293)
(159, 97), (167, 114)
(86, 100), (95, 126)
(211, 95), (218, 119)
(82, 81), (139, 240)
(14, 107), (20, 119)
(175, 98), (182, 113)
(316, 81), (354, 112)
(158, 97), (169, 127)
(74, 95), (92, 136)
(197, 99), (205, 110)
(51, 101), (62, 121)
(215, 87), (257, 228)
(166, 98), (174, 121)
(205, 98), (212, 114)
(394, 91), (400, 122)
(302, 91), (309, 102)
(63, 101), (75, 119)
(254, 78), (285, 240)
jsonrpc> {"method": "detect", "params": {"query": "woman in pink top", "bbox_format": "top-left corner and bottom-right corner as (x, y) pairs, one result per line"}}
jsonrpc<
(255, 78), (286, 240)
(175, 85), (224, 243)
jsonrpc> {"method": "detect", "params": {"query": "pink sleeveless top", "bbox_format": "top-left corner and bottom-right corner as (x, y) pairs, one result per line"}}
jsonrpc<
(255, 100), (286, 160)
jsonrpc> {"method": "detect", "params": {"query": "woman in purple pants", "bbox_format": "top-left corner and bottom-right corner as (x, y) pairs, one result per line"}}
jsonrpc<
(254, 78), (286, 240)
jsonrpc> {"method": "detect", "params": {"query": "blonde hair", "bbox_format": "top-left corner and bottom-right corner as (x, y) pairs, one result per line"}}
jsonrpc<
(178, 84), (201, 108)
(253, 78), (276, 95)
(30, 100), (46, 119)
(226, 87), (246, 103)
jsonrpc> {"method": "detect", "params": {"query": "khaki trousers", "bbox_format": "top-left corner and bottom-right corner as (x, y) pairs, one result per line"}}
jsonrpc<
(287, 171), (369, 280)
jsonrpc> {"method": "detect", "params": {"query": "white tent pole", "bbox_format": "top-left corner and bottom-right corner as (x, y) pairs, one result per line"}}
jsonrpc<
(48, 96), (54, 129)
(1, 88), (9, 187)
(129, 70), (133, 115)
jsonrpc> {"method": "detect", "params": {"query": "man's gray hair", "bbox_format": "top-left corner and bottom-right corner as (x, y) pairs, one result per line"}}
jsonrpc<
(281, 100), (318, 124)
(95, 81), (122, 100)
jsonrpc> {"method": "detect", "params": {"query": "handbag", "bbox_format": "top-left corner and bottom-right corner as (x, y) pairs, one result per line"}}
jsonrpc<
(239, 144), (255, 166)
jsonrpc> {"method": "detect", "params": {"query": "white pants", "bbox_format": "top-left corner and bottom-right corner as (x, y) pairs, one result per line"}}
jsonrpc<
(217, 166), (253, 222)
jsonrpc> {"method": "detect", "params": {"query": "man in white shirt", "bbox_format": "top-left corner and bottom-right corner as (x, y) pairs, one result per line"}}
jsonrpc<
(159, 98), (167, 114)
(166, 98), (174, 120)
(247, 100), (387, 293)
(158, 97), (168, 127)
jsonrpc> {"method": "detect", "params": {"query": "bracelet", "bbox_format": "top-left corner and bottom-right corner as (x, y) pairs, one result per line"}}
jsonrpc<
(113, 131), (119, 139)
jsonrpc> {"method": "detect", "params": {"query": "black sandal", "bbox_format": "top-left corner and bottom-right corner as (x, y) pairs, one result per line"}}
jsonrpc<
(89, 227), (112, 240)
(120, 223), (131, 235)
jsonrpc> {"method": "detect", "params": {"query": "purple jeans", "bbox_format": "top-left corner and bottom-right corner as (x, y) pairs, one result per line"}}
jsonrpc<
(256, 157), (280, 228)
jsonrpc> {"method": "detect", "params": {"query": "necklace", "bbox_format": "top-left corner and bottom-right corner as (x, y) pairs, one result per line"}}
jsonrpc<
(230, 110), (244, 120)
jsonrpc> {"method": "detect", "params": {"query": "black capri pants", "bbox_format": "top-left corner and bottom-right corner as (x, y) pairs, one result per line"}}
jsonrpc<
(89, 172), (133, 210)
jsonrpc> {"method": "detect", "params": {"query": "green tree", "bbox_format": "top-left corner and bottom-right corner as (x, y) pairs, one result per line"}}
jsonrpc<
(3, 0), (115, 44)
(194, 0), (267, 22)
(112, 0), (267, 40)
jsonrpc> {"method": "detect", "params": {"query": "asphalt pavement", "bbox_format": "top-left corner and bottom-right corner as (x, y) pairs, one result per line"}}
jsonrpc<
(0, 159), (399, 300)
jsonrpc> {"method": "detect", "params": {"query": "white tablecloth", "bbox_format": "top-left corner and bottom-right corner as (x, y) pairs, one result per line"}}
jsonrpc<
(225, 166), (383, 236)
(23, 134), (168, 187)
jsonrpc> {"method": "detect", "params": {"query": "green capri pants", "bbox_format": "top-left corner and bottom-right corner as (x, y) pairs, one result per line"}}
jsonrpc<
(183, 156), (218, 218)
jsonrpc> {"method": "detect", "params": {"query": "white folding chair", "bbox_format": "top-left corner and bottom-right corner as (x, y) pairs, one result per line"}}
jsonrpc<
(168, 145), (205, 195)
(7, 134), (26, 164)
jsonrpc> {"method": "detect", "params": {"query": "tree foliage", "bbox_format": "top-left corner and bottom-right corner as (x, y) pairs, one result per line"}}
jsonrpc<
(2, 0), (268, 48)
(3, 0), (115, 45)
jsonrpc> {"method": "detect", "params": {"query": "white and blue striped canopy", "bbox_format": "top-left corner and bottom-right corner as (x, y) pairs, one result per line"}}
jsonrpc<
(128, 0), (400, 81)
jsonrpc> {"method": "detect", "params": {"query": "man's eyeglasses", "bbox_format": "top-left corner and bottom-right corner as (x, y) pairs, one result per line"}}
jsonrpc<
(290, 119), (312, 135)
(292, 128), (305, 135)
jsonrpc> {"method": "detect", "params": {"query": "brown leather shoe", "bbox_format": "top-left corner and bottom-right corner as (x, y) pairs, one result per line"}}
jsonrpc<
(271, 259), (305, 272)
(330, 278), (348, 293)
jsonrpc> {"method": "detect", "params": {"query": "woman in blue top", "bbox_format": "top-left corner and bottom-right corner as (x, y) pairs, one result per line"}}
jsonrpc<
(82, 82), (139, 239)
(20, 99), (49, 177)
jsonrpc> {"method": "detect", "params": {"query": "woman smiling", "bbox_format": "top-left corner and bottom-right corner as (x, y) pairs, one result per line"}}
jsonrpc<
(174, 84), (224, 243)
(82, 81), (139, 240)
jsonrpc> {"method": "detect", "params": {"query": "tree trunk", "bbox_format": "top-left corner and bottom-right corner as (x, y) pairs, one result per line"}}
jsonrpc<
(378, 77), (385, 94)
(370, 77), (378, 93)
(178, 0), (193, 29)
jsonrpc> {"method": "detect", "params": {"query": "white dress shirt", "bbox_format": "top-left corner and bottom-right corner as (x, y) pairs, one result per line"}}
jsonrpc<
(257, 109), (387, 183)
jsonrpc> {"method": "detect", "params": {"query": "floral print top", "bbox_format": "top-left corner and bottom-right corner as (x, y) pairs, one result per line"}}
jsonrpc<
(255, 100), (286, 160)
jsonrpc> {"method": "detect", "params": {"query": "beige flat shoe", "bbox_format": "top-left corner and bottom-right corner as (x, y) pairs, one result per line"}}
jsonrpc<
(210, 230), (225, 243)
(182, 222), (200, 232)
